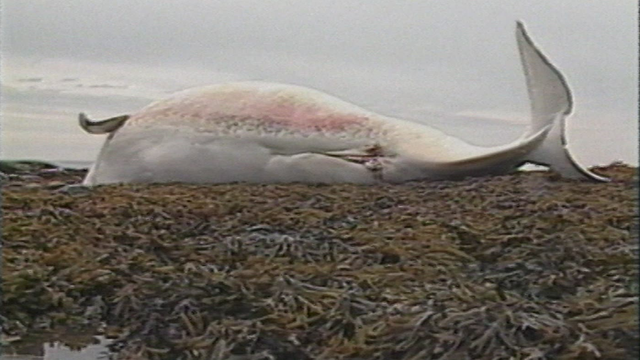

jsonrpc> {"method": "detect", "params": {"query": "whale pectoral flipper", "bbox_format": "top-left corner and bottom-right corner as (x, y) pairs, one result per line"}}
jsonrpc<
(264, 152), (381, 184)
(323, 144), (384, 162)
(79, 113), (130, 134)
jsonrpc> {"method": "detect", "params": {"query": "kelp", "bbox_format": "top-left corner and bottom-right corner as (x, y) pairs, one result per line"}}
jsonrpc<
(1, 162), (637, 359)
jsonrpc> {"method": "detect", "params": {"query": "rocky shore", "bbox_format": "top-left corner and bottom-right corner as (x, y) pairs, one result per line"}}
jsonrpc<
(2, 161), (638, 359)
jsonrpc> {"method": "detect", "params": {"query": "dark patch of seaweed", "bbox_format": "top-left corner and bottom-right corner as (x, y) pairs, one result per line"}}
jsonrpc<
(2, 162), (638, 359)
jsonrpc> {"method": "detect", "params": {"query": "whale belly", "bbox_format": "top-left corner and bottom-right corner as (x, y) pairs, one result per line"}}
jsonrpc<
(84, 127), (382, 185)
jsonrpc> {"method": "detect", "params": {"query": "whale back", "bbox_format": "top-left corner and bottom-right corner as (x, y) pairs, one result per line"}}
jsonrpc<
(127, 82), (384, 137)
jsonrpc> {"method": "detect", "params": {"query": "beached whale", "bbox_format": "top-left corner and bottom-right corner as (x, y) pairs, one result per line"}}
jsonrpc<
(79, 22), (609, 185)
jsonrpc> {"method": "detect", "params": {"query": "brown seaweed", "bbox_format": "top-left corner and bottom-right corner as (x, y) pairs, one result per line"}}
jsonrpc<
(1, 163), (638, 359)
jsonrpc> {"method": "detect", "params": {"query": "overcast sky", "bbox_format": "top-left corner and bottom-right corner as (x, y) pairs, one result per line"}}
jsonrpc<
(1, 0), (637, 165)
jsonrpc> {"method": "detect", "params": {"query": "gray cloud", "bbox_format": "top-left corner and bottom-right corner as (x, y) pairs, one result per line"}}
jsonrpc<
(5, 1), (635, 109)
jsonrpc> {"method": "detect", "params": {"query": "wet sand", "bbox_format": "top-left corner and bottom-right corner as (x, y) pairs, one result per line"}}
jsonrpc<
(2, 161), (638, 359)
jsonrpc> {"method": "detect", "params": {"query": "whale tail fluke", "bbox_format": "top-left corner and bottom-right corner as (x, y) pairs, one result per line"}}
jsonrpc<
(79, 113), (130, 134)
(516, 21), (609, 182)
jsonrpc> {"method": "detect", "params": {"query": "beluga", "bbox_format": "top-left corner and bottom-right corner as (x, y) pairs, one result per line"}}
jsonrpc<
(79, 22), (609, 186)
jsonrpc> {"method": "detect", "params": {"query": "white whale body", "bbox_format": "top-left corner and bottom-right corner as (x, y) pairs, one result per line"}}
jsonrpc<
(80, 22), (608, 185)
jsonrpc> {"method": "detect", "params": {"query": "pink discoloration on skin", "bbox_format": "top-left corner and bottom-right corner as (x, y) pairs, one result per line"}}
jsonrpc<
(128, 84), (376, 136)
(256, 103), (367, 131)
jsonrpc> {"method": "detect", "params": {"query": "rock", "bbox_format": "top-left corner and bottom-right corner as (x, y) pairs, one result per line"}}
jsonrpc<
(44, 181), (68, 190)
(56, 184), (92, 196)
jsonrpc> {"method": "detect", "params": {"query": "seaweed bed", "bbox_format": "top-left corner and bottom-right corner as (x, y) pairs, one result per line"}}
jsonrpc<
(1, 161), (638, 360)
